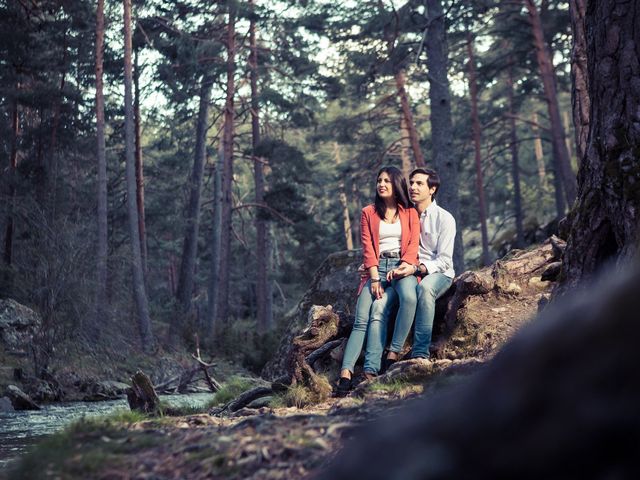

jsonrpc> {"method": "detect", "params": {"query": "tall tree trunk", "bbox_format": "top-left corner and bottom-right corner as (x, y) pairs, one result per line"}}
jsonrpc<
(466, 34), (490, 266)
(532, 111), (547, 190)
(560, 0), (640, 290)
(507, 61), (525, 248)
(569, 0), (589, 165)
(216, 4), (237, 327)
(172, 75), (213, 341)
(95, 0), (108, 332)
(123, 0), (154, 352)
(424, 0), (464, 273)
(399, 116), (413, 179)
(45, 30), (67, 220)
(524, 0), (577, 209)
(133, 47), (147, 274)
(249, 2), (270, 334)
(394, 69), (425, 167)
(206, 137), (223, 340)
(333, 143), (354, 250)
(3, 97), (19, 269)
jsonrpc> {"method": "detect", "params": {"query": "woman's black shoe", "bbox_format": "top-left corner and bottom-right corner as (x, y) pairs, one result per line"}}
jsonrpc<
(336, 377), (352, 397)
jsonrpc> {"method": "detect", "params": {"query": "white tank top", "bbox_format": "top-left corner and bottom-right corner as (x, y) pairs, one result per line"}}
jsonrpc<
(378, 220), (401, 254)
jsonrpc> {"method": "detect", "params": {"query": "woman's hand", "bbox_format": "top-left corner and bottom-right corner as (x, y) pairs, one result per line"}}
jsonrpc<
(370, 280), (384, 299)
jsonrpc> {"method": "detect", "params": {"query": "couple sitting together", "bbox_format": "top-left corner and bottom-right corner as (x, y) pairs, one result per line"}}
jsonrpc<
(337, 166), (456, 396)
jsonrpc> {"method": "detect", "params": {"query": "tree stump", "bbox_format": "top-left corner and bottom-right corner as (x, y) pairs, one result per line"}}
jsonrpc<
(126, 370), (160, 415)
(286, 305), (339, 402)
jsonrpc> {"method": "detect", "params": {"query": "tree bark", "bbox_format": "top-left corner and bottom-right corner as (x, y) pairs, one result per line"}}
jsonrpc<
(333, 143), (354, 250)
(560, 0), (640, 290)
(524, 0), (577, 209)
(123, 0), (154, 352)
(507, 61), (525, 248)
(532, 111), (548, 191)
(3, 97), (19, 269)
(466, 34), (490, 266)
(424, 0), (464, 273)
(133, 47), (147, 274)
(249, 1), (270, 334)
(95, 0), (108, 333)
(569, 0), (589, 165)
(399, 116), (413, 179)
(216, 4), (237, 327)
(394, 69), (425, 167)
(173, 75), (213, 338)
(206, 137), (223, 341)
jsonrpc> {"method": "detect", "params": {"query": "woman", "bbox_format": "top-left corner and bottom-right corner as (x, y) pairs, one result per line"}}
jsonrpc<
(337, 166), (420, 395)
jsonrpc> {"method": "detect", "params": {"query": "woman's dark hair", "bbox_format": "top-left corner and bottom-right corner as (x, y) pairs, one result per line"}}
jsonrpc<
(374, 166), (410, 219)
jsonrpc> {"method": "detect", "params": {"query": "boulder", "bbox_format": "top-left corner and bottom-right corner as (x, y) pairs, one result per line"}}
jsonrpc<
(0, 299), (41, 354)
(0, 396), (14, 412)
(4, 384), (40, 410)
(82, 380), (130, 401)
(262, 250), (361, 380)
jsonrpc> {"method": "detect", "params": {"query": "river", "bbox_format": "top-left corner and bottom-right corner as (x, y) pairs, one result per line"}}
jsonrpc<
(0, 393), (214, 471)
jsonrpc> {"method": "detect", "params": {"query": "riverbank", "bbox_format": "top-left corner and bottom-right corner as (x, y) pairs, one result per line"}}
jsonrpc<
(2, 369), (456, 480)
(0, 392), (217, 470)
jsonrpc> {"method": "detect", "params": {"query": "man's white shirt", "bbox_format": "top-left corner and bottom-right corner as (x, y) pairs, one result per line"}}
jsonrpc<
(418, 200), (456, 278)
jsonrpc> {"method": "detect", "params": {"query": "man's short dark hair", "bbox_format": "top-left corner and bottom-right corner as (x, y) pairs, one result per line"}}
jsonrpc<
(410, 168), (441, 197)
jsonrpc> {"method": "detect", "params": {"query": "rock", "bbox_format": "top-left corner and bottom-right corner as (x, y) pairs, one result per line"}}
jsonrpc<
(0, 396), (14, 412)
(23, 377), (61, 402)
(320, 266), (640, 480)
(0, 299), (42, 354)
(262, 250), (361, 380)
(82, 380), (130, 401)
(4, 384), (40, 410)
(541, 261), (562, 281)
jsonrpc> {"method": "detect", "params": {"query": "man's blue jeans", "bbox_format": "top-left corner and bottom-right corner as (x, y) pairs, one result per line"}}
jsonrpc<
(411, 273), (452, 358)
(341, 258), (417, 374)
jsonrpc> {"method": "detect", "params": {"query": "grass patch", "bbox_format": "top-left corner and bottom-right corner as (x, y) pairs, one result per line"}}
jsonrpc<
(283, 384), (311, 408)
(207, 376), (257, 407)
(7, 413), (164, 480)
(367, 379), (423, 397)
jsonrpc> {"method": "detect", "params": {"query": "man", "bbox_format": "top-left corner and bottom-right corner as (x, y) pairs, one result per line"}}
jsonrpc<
(385, 168), (456, 362)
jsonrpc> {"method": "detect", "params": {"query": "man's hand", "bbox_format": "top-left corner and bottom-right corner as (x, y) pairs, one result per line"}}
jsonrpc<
(387, 263), (415, 281)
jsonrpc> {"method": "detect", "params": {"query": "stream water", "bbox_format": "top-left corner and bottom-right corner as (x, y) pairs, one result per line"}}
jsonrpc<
(0, 392), (213, 471)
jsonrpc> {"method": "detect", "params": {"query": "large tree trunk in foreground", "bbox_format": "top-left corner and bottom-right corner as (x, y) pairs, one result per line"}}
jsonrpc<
(94, 0), (108, 333)
(123, 0), (154, 352)
(569, 0), (589, 164)
(424, 0), (464, 273)
(560, 0), (640, 291)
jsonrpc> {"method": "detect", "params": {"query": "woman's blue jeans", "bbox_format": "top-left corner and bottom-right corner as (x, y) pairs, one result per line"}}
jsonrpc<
(341, 258), (418, 374)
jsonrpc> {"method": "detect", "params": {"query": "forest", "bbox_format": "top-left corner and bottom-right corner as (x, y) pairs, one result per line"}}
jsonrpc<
(0, 0), (586, 355)
(1, 0), (639, 477)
